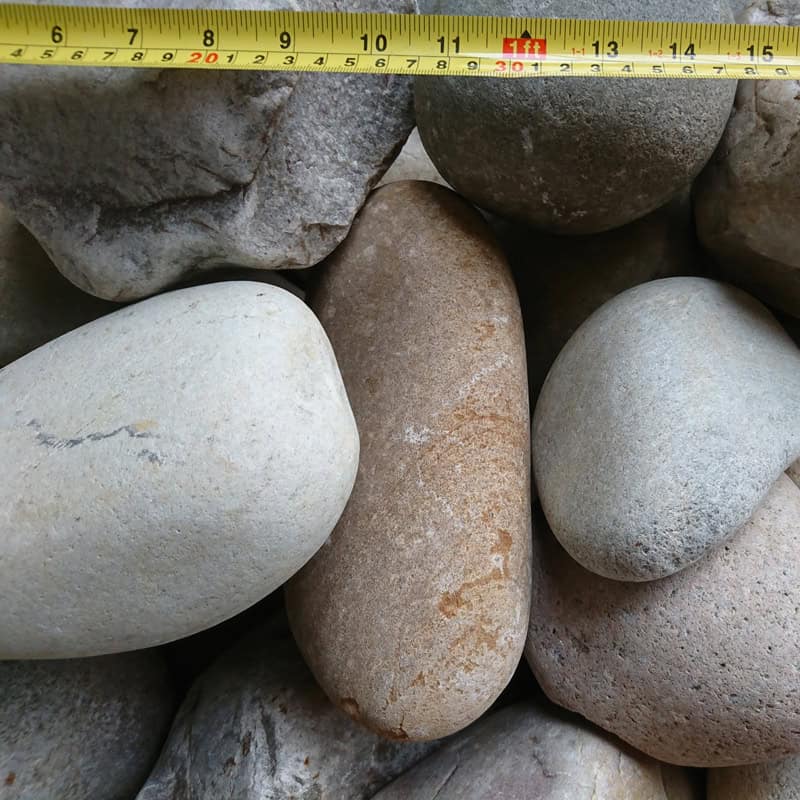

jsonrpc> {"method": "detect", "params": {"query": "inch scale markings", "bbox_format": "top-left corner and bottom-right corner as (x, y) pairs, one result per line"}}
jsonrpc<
(0, 5), (798, 78)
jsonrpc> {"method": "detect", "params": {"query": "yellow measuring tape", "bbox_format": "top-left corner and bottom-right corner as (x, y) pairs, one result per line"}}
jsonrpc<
(0, 4), (796, 78)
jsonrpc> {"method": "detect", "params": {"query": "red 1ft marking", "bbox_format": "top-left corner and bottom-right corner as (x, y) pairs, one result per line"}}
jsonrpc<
(503, 37), (547, 59)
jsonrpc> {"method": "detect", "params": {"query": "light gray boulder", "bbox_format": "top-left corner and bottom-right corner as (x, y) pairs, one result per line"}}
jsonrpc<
(0, 203), (116, 367)
(372, 702), (699, 799)
(533, 277), (800, 581)
(708, 756), (800, 799)
(0, 0), (415, 302)
(415, 0), (736, 234)
(0, 651), (173, 800)
(0, 281), (358, 658)
(695, 0), (800, 318)
(527, 468), (800, 766)
(137, 626), (435, 800)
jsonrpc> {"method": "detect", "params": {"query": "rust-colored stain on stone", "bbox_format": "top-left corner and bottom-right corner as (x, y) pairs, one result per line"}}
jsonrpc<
(4, 772), (15, 786)
(438, 568), (505, 619)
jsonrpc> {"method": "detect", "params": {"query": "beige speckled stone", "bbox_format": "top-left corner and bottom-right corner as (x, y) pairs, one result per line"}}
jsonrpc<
(286, 181), (531, 741)
(526, 469), (800, 766)
(372, 702), (700, 799)
(709, 756), (800, 799)
(0, 203), (116, 367)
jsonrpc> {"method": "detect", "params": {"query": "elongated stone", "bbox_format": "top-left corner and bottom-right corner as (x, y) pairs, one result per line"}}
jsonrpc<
(286, 181), (531, 740)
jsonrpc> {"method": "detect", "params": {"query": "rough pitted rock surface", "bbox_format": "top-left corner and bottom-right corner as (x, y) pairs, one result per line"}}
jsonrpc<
(533, 277), (800, 581)
(495, 190), (706, 404)
(708, 756), (800, 799)
(0, 651), (173, 800)
(0, 0), (415, 302)
(526, 470), (800, 766)
(0, 203), (116, 367)
(0, 281), (358, 658)
(415, 0), (735, 234)
(695, 0), (800, 318)
(372, 702), (699, 799)
(286, 182), (531, 741)
(136, 625), (435, 800)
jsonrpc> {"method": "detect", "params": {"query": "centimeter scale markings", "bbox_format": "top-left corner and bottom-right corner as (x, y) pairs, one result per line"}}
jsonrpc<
(0, 4), (798, 78)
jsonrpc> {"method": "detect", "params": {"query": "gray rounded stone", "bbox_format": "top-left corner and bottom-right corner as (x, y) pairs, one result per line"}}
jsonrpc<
(0, 651), (174, 800)
(695, 0), (800, 318)
(533, 277), (800, 581)
(0, 281), (358, 658)
(136, 624), (435, 800)
(372, 702), (699, 799)
(708, 756), (800, 799)
(0, 203), (117, 367)
(415, 0), (736, 234)
(0, 0), (414, 302)
(527, 467), (800, 766)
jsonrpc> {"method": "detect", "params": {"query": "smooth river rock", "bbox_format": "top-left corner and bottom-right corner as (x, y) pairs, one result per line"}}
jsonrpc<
(372, 702), (699, 799)
(533, 277), (800, 581)
(415, 0), (736, 234)
(527, 468), (800, 766)
(495, 190), (706, 403)
(695, 0), (800, 318)
(1, 650), (174, 800)
(138, 624), (434, 800)
(0, 281), (358, 658)
(0, 203), (116, 367)
(286, 181), (531, 741)
(708, 756), (800, 799)
(0, 0), (415, 302)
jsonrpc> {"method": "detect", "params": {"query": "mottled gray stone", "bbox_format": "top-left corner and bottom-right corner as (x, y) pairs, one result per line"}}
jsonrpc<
(137, 626), (434, 800)
(495, 190), (707, 404)
(0, 651), (174, 800)
(533, 277), (800, 580)
(0, 203), (116, 367)
(0, 281), (358, 658)
(415, 0), (735, 234)
(0, 0), (415, 302)
(527, 469), (800, 766)
(372, 702), (699, 799)
(695, 0), (800, 318)
(709, 756), (800, 799)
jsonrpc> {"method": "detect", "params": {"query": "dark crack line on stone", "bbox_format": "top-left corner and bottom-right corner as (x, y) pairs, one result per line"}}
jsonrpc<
(27, 418), (156, 449)
(430, 761), (460, 800)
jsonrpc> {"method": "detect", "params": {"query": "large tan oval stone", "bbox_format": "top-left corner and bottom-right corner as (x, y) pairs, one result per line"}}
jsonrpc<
(526, 466), (800, 766)
(286, 181), (531, 741)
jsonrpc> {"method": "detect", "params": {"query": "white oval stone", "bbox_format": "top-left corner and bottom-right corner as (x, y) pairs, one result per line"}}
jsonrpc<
(0, 281), (358, 658)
